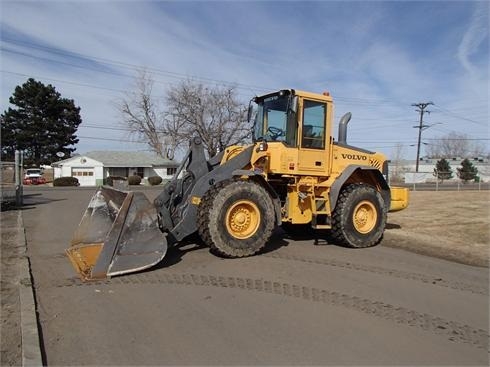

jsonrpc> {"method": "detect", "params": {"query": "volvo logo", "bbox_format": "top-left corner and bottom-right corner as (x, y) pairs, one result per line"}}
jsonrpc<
(341, 153), (367, 161)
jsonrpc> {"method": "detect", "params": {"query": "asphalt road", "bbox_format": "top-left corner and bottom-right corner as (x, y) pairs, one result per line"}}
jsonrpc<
(22, 187), (489, 365)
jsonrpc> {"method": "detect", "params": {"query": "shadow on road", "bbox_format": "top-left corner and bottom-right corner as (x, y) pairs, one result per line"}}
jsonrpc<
(140, 230), (293, 274)
(386, 222), (402, 230)
(20, 193), (67, 210)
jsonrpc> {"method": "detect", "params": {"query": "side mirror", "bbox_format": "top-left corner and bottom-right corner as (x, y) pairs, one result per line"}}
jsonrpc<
(247, 102), (253, 123)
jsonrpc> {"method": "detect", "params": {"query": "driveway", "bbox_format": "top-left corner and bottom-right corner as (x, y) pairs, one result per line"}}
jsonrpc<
(21, 187), (489, 365)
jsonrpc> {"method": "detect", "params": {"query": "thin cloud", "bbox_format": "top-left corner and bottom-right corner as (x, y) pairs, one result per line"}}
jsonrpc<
(457, 1), (489, 76)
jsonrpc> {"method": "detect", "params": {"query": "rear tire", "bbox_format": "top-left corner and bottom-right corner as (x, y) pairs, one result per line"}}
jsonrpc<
(198, 179), (275, 257)
(331, 184), (386, 248)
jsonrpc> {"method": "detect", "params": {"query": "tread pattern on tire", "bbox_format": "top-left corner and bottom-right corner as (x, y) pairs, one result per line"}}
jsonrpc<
(331, 184), (387, 248)
(197, 179), (275, 258)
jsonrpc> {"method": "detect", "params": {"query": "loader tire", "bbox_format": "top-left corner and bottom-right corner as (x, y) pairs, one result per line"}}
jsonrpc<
(198, 179), (275, 258)
(331, 184), (386, 248)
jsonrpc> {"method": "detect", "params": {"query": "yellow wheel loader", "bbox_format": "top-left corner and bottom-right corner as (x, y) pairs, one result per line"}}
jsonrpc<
(66, 89), (409, 281)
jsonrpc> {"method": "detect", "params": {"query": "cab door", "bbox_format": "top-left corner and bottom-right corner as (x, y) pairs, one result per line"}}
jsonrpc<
(297, 98), (329, 174)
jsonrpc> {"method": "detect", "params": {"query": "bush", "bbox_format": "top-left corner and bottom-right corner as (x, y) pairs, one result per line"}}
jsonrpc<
(53, 176), (79, 187)
(147, 176), (163, 186)
(128, 175), (142, 185)
(104, 176), (127, 186)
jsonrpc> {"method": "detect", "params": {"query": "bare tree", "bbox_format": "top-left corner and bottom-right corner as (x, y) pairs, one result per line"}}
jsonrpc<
(117, 70), (168, 157)
(389, 143), (409, 183)
(426, 131), (487, 159)
(164, 80), (251, 157)
(118, 74), (251, 159)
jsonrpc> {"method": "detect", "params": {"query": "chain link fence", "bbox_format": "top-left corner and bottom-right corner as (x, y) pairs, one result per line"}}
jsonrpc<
(390, 170), (490, 191)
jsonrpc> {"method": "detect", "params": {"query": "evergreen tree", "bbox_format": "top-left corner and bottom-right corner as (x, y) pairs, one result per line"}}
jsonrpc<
(433, 158), (453, 183)
(457, 158), (478, 183)
(1, 78), (82, 166)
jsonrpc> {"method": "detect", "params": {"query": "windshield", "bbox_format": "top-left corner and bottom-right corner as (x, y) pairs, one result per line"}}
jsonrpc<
(252, 93), (297, 146)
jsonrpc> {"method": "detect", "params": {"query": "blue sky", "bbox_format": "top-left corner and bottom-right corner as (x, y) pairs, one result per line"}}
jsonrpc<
(1, 0), (488, 161)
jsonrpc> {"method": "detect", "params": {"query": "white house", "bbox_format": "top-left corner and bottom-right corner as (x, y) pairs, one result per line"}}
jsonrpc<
(51, 151), (179, 186)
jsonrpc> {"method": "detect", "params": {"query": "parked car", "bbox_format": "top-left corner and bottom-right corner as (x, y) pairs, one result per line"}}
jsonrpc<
(24, 168), (46, 185)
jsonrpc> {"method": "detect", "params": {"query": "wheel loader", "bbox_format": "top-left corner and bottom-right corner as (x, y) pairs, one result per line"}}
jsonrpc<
(66, 89), (409, 281)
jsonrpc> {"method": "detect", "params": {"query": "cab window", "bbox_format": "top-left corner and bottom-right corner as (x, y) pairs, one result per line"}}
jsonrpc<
(302, 100), (326, 149)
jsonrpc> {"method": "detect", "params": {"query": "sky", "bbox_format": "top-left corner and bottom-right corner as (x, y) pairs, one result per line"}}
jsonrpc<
(1, 0), (488, 161)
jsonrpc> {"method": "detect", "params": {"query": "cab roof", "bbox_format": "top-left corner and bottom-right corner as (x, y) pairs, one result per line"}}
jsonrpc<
(254, 89), (333, 103)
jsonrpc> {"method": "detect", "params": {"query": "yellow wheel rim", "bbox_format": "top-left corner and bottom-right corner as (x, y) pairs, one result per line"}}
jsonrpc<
(352, 200), (377, 234)
(225, 200), (260, 239)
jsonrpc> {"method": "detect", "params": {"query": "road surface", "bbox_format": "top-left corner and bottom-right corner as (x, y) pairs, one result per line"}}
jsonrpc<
(22, 187), (489, 365)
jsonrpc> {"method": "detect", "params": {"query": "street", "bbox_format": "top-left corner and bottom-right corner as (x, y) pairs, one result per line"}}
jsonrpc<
(22, 187), (489, 365)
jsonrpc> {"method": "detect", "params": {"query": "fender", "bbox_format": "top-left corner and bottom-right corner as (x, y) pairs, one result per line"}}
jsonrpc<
(232, 170), (282, 226)
(329, 165), (390, 211)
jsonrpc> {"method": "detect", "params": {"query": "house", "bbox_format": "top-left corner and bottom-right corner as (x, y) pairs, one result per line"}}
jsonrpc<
(51, 151), (179, 186)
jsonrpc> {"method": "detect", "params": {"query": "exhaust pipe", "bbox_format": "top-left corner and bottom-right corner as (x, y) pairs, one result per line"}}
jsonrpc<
(338, 112), (352, 144)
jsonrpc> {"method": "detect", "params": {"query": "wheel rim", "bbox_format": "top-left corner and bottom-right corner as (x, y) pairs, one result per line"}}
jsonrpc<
(225, 200), (260, 239)
(352, 200), (377, 234)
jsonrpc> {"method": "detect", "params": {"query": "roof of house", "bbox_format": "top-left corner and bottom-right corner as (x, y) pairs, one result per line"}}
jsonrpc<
(85, 151), (176, 167)
(52, 151), (177, 167)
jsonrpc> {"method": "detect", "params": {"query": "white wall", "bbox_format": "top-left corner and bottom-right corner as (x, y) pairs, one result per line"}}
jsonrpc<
(392, 159), (490, 183)
(152, 167), (175, 180)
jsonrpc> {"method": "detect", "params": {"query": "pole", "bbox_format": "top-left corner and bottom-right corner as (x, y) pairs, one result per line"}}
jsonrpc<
(412, 102), (433, 172)
(15, 150), (23, 207)
(435, 169), (439, 191)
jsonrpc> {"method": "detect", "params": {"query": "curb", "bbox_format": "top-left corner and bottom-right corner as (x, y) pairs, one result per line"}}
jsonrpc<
(16, 211), (43, 366)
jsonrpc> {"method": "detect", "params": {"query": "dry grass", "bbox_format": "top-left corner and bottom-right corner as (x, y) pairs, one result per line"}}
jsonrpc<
(384, 191), (490, 267)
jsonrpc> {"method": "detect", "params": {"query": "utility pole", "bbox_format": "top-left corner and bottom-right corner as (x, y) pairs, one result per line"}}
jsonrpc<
(412, 102), (433, 172)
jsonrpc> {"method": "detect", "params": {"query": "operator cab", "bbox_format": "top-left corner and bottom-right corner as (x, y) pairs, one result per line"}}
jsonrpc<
(250, 89), (328, 151)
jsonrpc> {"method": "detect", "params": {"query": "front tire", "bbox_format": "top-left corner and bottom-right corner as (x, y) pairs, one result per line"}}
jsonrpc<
(198, 179), (275, 257)
(331, 184), (386, 248)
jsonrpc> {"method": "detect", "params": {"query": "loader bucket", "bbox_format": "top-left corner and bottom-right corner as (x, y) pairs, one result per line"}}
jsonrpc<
(66, 186), (167, 281)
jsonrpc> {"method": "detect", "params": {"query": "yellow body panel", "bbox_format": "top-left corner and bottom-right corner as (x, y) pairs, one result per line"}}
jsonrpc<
(331, 145), (386, 175)
(389, 186), (410, 212)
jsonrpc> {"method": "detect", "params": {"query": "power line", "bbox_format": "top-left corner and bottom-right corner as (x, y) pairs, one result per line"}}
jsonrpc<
(5, 37), (489, 124)
(432, 104), (486, 126)
(3, 70), (486, 148)
(81, 124), (132, 132)
(77, 135), (147, 143)
(4, 38), (486, 155)
(1, 70), (127, 93)
(2, 37), (416, 106)
(1, 37), (272, 94)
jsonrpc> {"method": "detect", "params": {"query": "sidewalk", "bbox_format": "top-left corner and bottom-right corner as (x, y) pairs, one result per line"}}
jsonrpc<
(1, 209), (43, 366)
